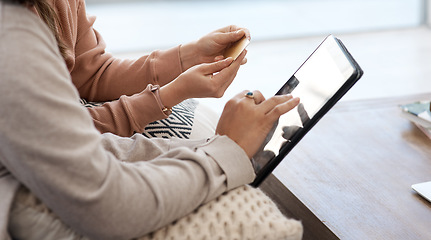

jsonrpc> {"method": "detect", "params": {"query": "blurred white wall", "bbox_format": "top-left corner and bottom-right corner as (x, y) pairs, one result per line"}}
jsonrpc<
(86, 0), (424, 54)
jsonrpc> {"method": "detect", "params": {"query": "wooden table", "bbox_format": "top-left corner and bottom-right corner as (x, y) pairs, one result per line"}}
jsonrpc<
(260, 93), (431, 240)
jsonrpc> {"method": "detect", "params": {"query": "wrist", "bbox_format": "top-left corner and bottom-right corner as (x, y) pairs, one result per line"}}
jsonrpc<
(179, 41), (199, 71)
(150, 85), (173, 116)
(158, 81), (186, 110)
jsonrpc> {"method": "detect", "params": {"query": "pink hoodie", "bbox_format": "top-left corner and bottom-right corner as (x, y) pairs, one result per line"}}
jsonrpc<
(44, 0), (185, 136)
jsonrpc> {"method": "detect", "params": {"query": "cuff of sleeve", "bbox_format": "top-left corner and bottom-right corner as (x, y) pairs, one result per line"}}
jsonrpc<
(152, 46), (182, 87)
(169, 137), (208, 150)
(198, 135), (255, 190)
(121, 85), (167, 133)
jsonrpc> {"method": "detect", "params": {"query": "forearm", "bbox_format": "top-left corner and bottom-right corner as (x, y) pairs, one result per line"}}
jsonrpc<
(74, 46), (183, 102)
(179, 41), (201, 71)
(62, 134), (253, 239)
(4, 123), (253, 240)
(71, 1), (183, 101)
(86, 86), (168, 137)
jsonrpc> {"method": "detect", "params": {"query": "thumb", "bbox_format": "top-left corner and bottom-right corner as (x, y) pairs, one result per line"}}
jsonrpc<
(216, 30), (245, 45)
(201, 57), (233, 74)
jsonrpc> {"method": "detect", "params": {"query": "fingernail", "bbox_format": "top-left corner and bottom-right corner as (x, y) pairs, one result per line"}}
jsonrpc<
(225, 57), (233, 62)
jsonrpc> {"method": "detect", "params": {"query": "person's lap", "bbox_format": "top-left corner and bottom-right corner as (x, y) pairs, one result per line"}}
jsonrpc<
(9, 184), (303, 240)
(8, 100), (302, 240)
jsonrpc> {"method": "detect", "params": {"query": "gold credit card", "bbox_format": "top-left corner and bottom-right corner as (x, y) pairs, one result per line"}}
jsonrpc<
(223, 36), (250, 60)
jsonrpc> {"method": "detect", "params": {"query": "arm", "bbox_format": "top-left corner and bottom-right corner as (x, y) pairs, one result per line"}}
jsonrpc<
(86, 52), (245, 137)
(0, 7), (254, 240)
(62, 0), (183, 102)
(64, 1), (250, 102)
(58, 1), (247, 136)
(85, 86), (169, 137)
(54, 0), (186, 136)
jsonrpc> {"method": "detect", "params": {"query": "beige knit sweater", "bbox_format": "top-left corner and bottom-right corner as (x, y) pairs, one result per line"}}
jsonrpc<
(0, 2), (255, 240)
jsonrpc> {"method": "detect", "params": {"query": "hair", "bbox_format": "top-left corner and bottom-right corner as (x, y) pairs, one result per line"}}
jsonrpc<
(7, 0), (67, 58)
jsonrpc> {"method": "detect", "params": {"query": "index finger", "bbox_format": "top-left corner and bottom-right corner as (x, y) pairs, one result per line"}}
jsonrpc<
(215, 25), (251, 38)
(227, 25), (251, 40)
(214, 50), (247, 89)
(258, 95), (299, 114)
(266, 97), (300, 122)
(214, 25), (251, 46)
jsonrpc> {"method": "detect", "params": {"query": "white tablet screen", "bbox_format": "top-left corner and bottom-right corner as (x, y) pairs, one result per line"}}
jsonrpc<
(253, 35), (357, 173)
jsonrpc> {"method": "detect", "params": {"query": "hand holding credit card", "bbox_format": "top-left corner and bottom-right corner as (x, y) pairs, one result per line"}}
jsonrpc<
(223, 36), (250, 60)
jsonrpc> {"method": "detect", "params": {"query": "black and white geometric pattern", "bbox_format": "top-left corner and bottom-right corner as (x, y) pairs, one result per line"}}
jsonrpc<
(80, 98), (103, 108)
(141, 99), (198, 139)
(80, 98), (198, 139)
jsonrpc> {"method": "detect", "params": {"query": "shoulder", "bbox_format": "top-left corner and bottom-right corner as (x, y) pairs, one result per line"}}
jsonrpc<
(0, 1), (72, 97)
(0, 2), (60, 69)
(76, 0), (85, 12)
(52, 0), (81, 16)
(0, 2), (57, 49)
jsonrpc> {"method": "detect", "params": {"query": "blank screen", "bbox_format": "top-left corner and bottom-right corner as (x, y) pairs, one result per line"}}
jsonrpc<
(253, 35), (356, 173)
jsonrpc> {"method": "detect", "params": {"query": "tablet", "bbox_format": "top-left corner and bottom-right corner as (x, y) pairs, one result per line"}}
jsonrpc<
(251, 35), (363, 187)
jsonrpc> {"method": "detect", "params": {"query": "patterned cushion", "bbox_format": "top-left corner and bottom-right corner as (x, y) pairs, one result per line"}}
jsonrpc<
(139, 185), (303, 240)
(80, 98), (210, 140)
(142, 99), (198, 139)
(9, 185), (303, 240)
